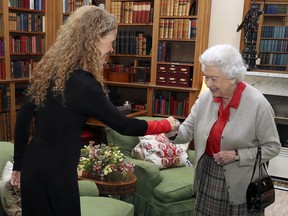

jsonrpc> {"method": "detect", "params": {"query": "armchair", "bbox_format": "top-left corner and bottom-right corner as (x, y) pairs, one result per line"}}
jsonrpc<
(105, 116), (196, 216)
(0, 142), (134, 216)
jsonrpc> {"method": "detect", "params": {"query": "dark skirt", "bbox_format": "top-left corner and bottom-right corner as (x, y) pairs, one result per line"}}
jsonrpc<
(195, 154), (264, 216)
(21, 141), (81, 216)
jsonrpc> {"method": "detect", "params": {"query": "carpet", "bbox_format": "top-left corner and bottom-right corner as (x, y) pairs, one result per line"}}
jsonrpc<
(272, 177), (288, 191)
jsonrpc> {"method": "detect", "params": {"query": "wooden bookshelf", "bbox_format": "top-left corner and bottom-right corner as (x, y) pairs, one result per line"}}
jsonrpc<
(0, 0), (62, 141)
(103, 0), (211, 119)
(241, 0), (288, 73)
(0, 0), (211, 141)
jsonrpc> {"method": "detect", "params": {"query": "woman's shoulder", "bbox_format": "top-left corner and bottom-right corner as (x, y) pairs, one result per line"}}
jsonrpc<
(242, 82), (272, 108)
(68, 68), (101, 88)
(243, 83), (266, 99)
(69, 68), (95, 80)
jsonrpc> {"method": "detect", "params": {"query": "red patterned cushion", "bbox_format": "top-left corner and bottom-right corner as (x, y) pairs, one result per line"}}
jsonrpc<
(132, 133), (191, 169)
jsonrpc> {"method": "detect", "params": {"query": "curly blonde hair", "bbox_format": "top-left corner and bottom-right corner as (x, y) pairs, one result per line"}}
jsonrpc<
(27, 6), (117, 107)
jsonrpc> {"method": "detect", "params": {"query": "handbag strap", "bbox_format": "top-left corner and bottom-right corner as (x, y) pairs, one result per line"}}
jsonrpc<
(250, 146), (263, 182)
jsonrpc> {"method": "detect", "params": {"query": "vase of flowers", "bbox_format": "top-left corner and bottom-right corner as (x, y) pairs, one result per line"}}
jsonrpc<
(78, 141), (135, 181)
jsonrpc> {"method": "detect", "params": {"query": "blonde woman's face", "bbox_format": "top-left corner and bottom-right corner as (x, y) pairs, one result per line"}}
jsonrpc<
(100, 29), (117, 64)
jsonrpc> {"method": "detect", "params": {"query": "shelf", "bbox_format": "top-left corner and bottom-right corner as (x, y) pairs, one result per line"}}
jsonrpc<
(152, 84), (199, 92)
(158, 38), (196, 42)
(9, 7), (45, 13)
(157, 61), (194, 66)
(118, 23), (153, 26)
(109, 54), (151, 58)
(160, 15), (197, 19)
(9, 30), (45, 35)
(105, 81), (151, 88)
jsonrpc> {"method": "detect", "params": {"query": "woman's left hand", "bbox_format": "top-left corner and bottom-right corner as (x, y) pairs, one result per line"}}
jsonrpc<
(213, 150), (237, 166)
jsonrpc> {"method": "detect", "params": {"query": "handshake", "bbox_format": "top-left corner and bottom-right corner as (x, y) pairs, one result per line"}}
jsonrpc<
(166, 116), (181, 138)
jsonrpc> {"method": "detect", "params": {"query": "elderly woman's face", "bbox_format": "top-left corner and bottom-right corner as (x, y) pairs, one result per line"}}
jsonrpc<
(100, 29), (117, 64)
(203, 65), (236, 99)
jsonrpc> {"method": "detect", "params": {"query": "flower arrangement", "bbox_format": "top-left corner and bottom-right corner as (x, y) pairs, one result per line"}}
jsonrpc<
(78, 141), (135, 180)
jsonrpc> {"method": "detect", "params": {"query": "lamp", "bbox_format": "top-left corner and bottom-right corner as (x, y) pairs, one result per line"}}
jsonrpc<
(198, 76), (208, 97)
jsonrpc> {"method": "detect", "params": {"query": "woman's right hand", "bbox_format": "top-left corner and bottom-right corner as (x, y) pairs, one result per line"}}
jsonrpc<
(10, 171), (21, 189)
(166, 116), (181, 135)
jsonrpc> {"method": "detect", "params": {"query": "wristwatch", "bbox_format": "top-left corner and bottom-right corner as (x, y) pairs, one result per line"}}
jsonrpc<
(235, 149), (240, 161)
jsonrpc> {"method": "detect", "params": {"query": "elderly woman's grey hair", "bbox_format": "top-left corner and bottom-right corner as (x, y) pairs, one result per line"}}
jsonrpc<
(199, 44), (247, 83)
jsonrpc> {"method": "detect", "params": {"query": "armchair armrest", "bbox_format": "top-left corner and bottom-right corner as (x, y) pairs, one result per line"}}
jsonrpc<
(78, 180), (99, 197)
(125, 157), (161, 199)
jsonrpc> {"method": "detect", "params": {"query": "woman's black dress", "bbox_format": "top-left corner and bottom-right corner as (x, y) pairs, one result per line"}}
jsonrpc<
(13, 69), (148, 216)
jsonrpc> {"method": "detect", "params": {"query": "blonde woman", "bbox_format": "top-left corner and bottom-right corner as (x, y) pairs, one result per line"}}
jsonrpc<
(10, 6), (178, 216)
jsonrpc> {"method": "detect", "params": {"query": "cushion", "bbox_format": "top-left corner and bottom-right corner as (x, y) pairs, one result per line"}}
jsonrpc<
(105, 127), (140, 157)
(80, 196), (134, 216)
(154, 166), (196, 203)
(0, 161), (22, 216)
(132, 133), (192, 169)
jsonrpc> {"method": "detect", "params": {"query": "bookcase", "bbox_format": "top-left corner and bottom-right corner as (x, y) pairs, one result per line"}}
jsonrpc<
(0, 0), (62, 141)
(241, 0), (288, 73)
(0, 0), (211, 141)
(103, 0), (211, 119)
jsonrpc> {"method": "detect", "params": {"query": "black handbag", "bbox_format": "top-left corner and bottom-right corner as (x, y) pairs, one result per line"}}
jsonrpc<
(246, 147), (275, 213)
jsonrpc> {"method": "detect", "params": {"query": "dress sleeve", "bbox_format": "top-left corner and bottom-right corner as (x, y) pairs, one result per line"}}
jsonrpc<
(13, 96), (36, 171)
(146, 119), (171, 135)
(65, 71), (148, 136)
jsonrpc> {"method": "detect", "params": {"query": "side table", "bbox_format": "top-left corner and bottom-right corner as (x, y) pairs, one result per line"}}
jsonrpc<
(78, 172), (137, 198)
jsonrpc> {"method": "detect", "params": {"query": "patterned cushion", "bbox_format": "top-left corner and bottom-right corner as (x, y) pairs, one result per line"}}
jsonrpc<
(0, 161), (22, 216)
(132, 133), (192, 169)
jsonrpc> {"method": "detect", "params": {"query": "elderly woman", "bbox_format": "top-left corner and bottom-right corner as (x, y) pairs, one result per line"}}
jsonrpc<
(172, 44), (281, 215)
(10, 6), (178, 216)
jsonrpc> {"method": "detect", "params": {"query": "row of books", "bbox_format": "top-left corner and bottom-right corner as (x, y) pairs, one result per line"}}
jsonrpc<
(265, 4), (288, 14)
(158, 41), (171, 62)
(9, 35), (45, 54)
(0, 86), (11, 112)
(259, 53), (288, 66)
(115, 30), (152, 55)
(160, 0), (195, 16)
(284, 16), (288, 26)
(257, 65), (287, 72)
(63, 0), (92, 13)
(9, 12), (45, 32)
(0, 113), (11, 141)
(134, 104), (146, 111)
(0, 62), (5, 80)
(152, 94), (189, 117)
(11, 59), (38, 78)
(261, 26), (288, 39)
(109, 64), (150, 83)
(159, 18), (197, 39)
(9, 0), (45, 10)
(0, 39), (4, 57)
(111, 1), (152, 24)
(130, 67), (150, 83)
(259, 40), (288, 53)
